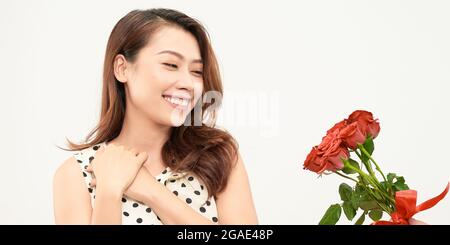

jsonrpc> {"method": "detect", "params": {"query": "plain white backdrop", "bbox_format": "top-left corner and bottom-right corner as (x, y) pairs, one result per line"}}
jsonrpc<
(0, 0), (449, 224)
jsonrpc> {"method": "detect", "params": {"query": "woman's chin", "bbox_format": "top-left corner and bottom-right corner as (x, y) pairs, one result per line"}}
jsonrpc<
(167, 113), (188, 127)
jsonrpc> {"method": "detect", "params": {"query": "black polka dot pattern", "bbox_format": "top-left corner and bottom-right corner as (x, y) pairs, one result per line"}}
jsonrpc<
(74, 143), (218, 225)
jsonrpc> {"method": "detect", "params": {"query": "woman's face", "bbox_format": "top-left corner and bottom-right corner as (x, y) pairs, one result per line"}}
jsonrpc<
(122, 26), (204, 127)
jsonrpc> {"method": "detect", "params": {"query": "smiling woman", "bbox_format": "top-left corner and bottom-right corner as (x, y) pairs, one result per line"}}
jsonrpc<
(53, 8), (258, 225)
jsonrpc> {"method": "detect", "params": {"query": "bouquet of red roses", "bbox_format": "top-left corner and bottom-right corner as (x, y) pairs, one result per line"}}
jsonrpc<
(303, 110), (449, 225)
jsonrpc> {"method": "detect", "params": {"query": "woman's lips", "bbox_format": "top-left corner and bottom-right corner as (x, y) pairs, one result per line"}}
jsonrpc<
(162, 95), (191, 110)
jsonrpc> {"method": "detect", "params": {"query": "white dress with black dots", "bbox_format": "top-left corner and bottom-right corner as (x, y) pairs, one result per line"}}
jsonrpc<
(73, 143), (219, 225)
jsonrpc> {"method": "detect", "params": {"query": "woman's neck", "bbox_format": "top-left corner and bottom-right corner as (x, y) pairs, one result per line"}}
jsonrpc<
(109, 105), (172, 171)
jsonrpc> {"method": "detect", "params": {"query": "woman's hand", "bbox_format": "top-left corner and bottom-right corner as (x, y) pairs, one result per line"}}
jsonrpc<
(124, 167), (158, 203)
(90, 164), (158, 203)
(409, 218), (428, 225)
(86, 143), (148, 197)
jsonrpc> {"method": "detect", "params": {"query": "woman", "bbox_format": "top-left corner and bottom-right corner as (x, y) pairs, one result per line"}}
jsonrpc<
(53, 8), (258, 225)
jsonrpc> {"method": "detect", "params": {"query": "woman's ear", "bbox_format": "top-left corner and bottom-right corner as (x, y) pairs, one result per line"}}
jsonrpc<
(113, 54), (128, 83)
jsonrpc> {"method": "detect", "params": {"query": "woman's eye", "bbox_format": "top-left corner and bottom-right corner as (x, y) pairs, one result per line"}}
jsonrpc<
(192, 70), (203, 76)
(163, 63), (178, 69)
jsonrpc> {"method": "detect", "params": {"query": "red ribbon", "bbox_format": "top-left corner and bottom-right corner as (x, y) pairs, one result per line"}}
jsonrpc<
(373, 182), (449, 225)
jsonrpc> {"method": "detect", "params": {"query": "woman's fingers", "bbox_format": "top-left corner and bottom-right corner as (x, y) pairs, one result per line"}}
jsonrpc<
(86, 164), (93, 173)
(409, 218), (428, 225)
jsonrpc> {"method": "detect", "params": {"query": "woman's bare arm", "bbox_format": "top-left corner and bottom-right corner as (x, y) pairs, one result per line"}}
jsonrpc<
(215, 152), (259, 224)
(53, 157), (122, 224)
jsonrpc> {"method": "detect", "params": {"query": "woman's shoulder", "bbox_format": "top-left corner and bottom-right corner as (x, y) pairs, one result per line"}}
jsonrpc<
(54, 156), (80, 182)
(53, 143), (103, 187)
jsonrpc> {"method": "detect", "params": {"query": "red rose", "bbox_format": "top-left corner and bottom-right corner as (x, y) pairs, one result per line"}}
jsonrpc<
(339, 122), (366, 150)
(326, 120), (347, 135)
(318, 131), (342, 155)
(348, 110), (380, 139)
(304, 110), (379, 174)
(322, 146), (349, 171)
(304, 140), (349, 174)
(304, 147), (327, 173)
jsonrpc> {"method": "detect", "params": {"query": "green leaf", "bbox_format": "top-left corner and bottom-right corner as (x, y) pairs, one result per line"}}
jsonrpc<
(368, 210), (383, 221)
(372, 191), (383, 200)
(391, 175), (409, 191)
(339, 183), (353, 202)
(387, 173), (396, 184)
(319, 204), (342, 225)
(350, 191), (360, 210)
(359, 200), (380, 211)
(396, 176), (405, 184)
(354, 212), (366, 225)
(360, 137), (374, 163)
(393, 182), (409, 191)
(355, 184), (365, 194)
(363, 137), (374, 155)
(342, 158), (360, 174)
(343, 201), (356, 221)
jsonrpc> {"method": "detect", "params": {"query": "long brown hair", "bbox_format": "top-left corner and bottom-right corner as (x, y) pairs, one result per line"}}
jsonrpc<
(66, 9), (238, 198)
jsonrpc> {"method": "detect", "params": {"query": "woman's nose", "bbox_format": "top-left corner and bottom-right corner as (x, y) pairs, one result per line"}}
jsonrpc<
(175, 70), (195, 91)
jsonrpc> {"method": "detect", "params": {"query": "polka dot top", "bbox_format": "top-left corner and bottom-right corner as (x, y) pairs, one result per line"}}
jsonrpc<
(73, 142), (219, 225)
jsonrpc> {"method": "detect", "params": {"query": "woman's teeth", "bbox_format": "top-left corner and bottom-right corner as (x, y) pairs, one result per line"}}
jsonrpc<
(163, 96), (189, 106)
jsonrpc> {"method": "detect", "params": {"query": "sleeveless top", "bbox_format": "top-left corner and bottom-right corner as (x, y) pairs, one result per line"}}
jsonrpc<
(73, 143), (219, 225)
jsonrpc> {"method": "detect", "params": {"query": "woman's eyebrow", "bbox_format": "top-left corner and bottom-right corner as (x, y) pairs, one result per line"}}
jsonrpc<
(157, 50), (203, 64)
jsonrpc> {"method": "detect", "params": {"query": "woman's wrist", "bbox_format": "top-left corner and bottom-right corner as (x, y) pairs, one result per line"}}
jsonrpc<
(141, 179), (160, 206)
(95, 184), (124, 201)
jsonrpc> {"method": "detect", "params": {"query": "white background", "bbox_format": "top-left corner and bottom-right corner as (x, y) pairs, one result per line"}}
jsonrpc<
(0, 0), (449, 224)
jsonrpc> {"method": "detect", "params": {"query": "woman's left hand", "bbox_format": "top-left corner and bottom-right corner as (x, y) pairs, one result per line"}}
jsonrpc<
(123, 167), (157, 202)
(90, 166), (157, 203)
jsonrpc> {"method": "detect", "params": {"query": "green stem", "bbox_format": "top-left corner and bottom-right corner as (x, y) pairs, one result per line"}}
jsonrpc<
(355, 148), (375, 178)
(359, 145), (388, 183)
(355, 183), (393, 214)
(344, 161), (396, 206)
(358, 145), (393, 196)
(334, 171), (358, 182)
(344, 162), (379, 189)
